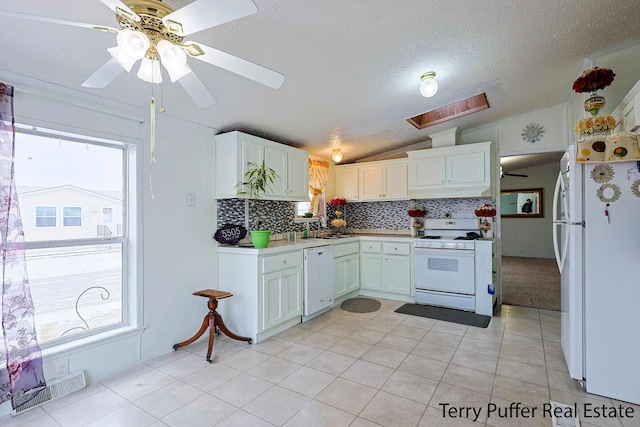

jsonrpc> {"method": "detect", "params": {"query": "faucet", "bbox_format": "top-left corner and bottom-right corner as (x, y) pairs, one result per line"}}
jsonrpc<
(318, 216), (326, 236)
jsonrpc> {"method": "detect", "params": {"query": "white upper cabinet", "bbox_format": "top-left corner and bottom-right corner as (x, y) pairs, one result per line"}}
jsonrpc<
(265, 146), (288, 197)
(407, 141), (495, 199)
(215, 131), (309, 201)
(613, 80), (640, 133)
(287, 150), (310, 199)
(337, 159), (408, 202)
(335, 165), (360, 202)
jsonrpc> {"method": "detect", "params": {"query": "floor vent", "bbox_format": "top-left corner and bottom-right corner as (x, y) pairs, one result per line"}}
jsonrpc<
(12, 371), (86, 415)
(550, 401), (581, 427)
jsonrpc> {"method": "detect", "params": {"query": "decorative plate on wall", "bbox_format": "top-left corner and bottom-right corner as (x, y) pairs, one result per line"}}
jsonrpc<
(521, 123), (545, 143)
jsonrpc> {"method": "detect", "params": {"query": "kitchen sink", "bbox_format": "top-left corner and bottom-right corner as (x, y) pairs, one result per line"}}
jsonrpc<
(319, 235), (352, 239)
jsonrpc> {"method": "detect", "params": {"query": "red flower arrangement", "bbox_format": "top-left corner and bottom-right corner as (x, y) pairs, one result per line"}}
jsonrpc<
(330, 197), (347, 206)
(474, 203), (496, 218)
(408, 207), (426, 218)
(572, 67), (615, 94)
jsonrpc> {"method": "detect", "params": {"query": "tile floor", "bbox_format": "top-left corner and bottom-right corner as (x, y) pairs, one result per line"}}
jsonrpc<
(2, 301), (639, 427)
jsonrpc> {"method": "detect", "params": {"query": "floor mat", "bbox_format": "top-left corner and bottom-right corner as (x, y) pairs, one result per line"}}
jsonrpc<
(340, 297), (381, 313)
(395, 304), (491, 328)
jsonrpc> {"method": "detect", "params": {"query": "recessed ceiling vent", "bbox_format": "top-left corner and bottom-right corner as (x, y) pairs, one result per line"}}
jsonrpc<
(407, 93), (490, 129)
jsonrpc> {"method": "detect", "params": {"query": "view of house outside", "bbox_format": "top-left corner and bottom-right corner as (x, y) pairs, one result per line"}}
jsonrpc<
(14, 129), (126, 344)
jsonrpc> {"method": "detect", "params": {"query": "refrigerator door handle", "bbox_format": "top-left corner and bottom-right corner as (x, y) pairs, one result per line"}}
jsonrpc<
(553, 173), (563, 272)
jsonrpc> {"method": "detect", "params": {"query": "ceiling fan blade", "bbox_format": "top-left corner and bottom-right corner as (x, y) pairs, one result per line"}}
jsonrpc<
(178, 72), (217, 107)
(0, 9), (118, 33)
(81, 58), (125, 88)
(163, 0), (257, 37)
(185, 42), (284, 89)
(99, 0), (140, 22)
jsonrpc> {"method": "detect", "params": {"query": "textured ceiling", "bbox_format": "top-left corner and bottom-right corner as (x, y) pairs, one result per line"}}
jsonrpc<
(1, 0), (640, 164)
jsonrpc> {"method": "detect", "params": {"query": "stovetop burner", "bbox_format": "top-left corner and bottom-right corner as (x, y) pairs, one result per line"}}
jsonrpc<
(420, 236), (441, 239)
(455, 232), (484, 240)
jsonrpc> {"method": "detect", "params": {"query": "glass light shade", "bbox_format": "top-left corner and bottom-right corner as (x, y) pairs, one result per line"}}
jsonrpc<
(157, 40), (192, 82)
(116, 30), (149, 60)
(331, 149), (343, 163)
(109, 30), (150, 72)
(137, 57), (163, 84)
(108, 46), (138, 72)
(420, 73), (438, 97)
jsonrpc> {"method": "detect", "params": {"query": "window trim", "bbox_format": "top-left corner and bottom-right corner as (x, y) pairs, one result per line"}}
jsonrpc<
(15, 124), (136, 347)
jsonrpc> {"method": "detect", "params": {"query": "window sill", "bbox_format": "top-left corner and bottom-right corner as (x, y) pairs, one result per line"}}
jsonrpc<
(40, 325), (145, 359)
(293, 217), (319, 223)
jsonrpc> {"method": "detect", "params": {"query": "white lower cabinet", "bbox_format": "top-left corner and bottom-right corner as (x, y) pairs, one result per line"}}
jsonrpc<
(360, 240), (412, 296)
(334, 239), (360, 300)
(218, 249), (303, 343)
(260, 267), (302, 332)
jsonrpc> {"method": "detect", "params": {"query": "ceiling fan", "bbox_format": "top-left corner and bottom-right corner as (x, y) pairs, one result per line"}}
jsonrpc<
(0, 0), (284, 107)
(500, 166), (528, 178)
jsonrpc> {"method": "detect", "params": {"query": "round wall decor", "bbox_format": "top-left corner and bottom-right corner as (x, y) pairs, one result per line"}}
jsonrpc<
(521, 123), (545, 143)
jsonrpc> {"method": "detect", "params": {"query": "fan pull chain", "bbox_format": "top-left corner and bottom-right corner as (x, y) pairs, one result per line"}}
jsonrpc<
(159, 77), (166, 113)
(149, 96), (156, 200)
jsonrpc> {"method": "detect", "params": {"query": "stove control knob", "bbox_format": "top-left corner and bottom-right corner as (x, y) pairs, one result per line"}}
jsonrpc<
(456, 243), (464, 249)
(439, 243), (446, 248)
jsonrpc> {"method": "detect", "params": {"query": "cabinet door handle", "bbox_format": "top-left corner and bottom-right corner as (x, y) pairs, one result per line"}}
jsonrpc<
(283, 260), (287, 264)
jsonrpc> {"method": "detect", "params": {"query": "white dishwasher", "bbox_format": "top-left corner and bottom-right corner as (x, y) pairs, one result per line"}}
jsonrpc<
(303, 245), (334, 320)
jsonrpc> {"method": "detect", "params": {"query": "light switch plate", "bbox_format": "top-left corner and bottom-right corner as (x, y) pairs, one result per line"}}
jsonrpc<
(187, 193), (196, 206)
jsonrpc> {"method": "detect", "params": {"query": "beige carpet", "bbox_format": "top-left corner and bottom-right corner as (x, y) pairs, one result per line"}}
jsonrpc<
(501, 256), (560, 311)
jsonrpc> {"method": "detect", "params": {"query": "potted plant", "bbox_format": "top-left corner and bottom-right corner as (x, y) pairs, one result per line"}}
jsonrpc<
(236, 160), (278, 248)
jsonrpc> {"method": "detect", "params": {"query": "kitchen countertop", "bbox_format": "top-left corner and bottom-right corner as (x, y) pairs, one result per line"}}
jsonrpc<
(216, 233), (415, 255)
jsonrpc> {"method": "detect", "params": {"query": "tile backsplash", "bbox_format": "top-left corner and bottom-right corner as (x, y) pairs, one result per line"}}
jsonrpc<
(217, 197), (495, 234)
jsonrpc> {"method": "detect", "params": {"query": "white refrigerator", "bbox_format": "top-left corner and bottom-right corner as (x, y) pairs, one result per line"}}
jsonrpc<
(553, 144), (640, 404)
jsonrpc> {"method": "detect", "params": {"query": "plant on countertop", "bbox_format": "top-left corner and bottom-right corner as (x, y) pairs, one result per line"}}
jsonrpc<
(474, 203), (496, 218)
(331, 218), (347, 228)
(330, 197), (347, 206)
(408, 207), (426, 217)
(236, 161), (278, 248)
(572, 67), (616, 93)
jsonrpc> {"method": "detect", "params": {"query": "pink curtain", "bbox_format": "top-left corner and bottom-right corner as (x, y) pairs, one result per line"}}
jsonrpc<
(308, 159), (329, 217)
(0, 83), (46, 408)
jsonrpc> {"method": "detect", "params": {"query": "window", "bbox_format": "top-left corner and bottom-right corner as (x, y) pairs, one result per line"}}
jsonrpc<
(35, 206), (56, 227)
(63, 206), (82, 227)
(15, 126), (134, 346)
(296, 201), (311, 216)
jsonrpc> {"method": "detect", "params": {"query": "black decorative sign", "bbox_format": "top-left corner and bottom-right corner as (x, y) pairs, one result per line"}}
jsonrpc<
(214, 224), (247, 245)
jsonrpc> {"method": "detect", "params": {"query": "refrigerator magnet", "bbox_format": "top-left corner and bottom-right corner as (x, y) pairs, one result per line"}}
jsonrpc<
(596, 183), (621, 203)
(590, 164), (614, 183)
(631, 179), (640, 198)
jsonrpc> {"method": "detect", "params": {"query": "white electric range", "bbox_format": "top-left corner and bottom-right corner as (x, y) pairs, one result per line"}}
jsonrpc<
(413, 218), (495, 315)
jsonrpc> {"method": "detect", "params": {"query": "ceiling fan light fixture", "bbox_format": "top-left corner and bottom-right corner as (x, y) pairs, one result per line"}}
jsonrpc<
(419, 71), (438, 98)
(331, 148), (343, 163)
(137, 57), (162, 84)
(157, 40), (192, 82)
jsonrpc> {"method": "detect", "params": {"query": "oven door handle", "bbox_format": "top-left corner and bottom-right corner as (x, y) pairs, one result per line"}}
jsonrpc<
(414, 248), (474, 256)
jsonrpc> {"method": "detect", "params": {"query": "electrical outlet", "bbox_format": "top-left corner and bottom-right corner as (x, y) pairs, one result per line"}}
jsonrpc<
(55, 358), (69, 378)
